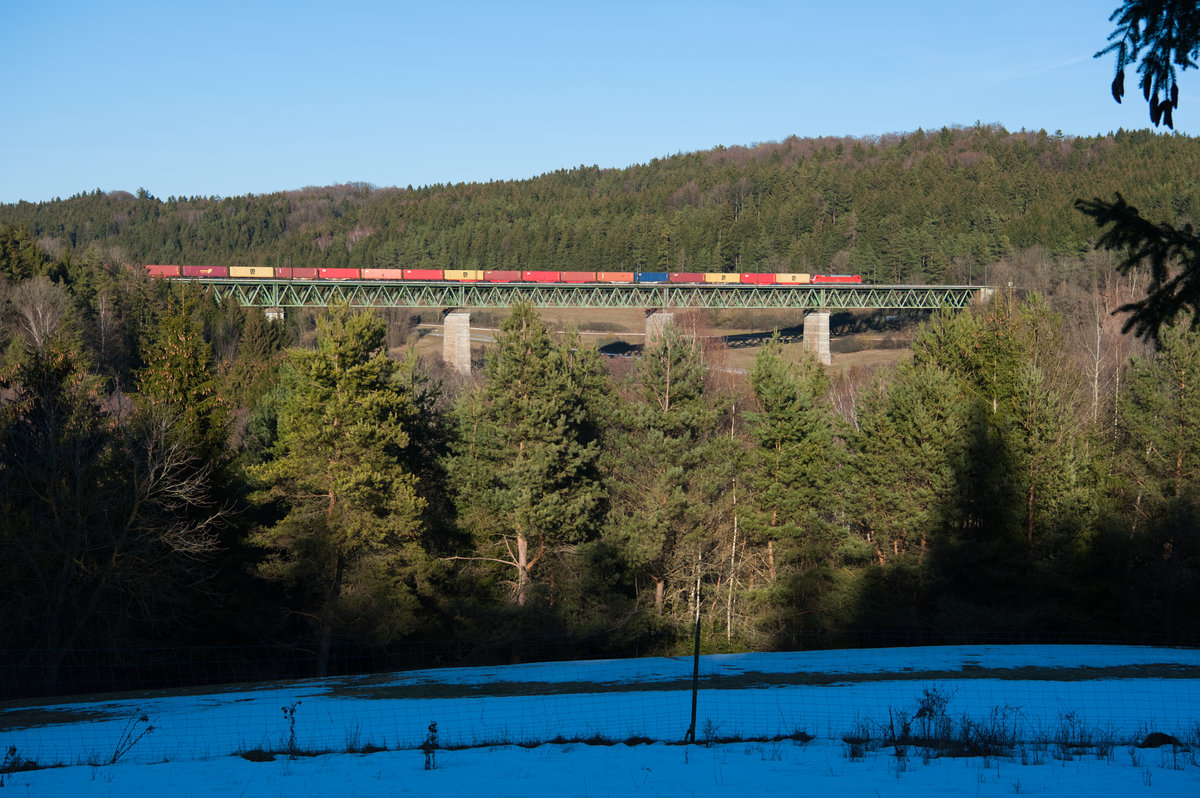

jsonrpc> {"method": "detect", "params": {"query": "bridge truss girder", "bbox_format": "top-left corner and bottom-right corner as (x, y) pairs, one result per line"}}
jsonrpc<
(181, 279), (985, 311)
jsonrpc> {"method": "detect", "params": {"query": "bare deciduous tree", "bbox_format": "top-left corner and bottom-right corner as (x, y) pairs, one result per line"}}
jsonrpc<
(10, 276), (71, 353)
(0, 345), (226, 694)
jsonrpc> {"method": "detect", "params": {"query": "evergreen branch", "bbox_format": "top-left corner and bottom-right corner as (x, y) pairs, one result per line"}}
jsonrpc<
(1076, 193), (1200, 341)
(1098, 0), (1200, 127)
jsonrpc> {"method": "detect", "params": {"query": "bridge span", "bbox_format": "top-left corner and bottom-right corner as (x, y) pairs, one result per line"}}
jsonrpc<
(173, 278), (990, 371)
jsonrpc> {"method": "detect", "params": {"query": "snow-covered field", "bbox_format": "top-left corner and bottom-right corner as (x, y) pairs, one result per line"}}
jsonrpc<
(3, 644), (1199, 796)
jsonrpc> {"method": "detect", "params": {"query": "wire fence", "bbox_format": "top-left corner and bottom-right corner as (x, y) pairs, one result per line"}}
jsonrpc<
(3, 638), (1199, 769)
(5, 628), (1196, 703)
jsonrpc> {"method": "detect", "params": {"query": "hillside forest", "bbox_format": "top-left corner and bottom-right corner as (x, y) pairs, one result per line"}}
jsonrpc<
(1, 125), (1199, 697)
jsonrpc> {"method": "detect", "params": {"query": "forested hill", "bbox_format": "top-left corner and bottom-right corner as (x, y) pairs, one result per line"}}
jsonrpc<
(3, 125), (1199, 284)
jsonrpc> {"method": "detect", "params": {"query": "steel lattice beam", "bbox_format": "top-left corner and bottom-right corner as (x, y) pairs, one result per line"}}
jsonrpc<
(176, 279), (988, 311)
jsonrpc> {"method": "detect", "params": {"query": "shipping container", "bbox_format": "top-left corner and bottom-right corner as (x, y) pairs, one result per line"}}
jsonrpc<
(145, 264), (180, 278)
(637, 272), (669, 283)
(277, 267), (319, 279)
(740, 273), (777, 285)
(596, 271), (636, 283)
(669, 272), (706, 283)
(361, 268), (407, 280)
(561, 271), (596, 283)
(775, 273), (812, 284)
(523, 271), (561, 283)
(811, 274), (863, 284)
(404, 269), (444, 281)
(182, 265), (229, 277)
(703, 272), (740, 283)
(318, 268), (359, 280)
(445, 269), (484, 281)
(230, 266), (274, 278)
(485, 270), (522, 282)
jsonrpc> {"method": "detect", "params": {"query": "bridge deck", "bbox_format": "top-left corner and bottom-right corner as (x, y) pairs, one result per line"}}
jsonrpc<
(172, 279), (986, 311)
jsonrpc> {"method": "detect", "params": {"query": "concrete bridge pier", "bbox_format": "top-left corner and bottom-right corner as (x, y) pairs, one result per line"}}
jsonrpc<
(444, 310), (472, 375)
(803, 311), (831, 366)
(645, 309), (675, 345)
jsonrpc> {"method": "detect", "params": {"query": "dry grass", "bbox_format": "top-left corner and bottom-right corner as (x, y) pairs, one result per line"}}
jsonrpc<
(400, 308), (915, 376)
(325, 662), (1200, 703)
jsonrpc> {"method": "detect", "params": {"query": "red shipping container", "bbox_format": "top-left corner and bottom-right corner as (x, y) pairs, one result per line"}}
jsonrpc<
(561, 271), (596, 283)
(404, 269), (444, 281)
(145, 264), (180, 277)
(361, 268), (406, 280)
(740, 273), (776, 285)
(812, 274), (863, 284)
(670, 272), (706, 283)
(182, 265), (229, 277)
(319, 268), (359, 280)
(523, 271), (561, 283)
(485, 270), (522, 282)
(596, 271), (635, 283)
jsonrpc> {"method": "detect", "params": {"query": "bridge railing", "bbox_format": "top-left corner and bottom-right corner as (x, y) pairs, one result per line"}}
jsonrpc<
(169, 278), (988, 311)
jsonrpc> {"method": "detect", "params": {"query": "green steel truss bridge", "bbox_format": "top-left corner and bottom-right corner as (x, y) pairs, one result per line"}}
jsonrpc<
(179, 278), (988, 311)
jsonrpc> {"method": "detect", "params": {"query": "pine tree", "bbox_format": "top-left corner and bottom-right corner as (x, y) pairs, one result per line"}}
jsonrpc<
(0, 224), (47, 283)
(608, 321), (724, 619)
(136, 294), (226, 459)
(1119, 323), (1200, 509)
(450, 302), (607, 607)
(738, 336), (846, 641)
(1112, 322), (1200, 631)
(1006, 362), (1086, 551)
(251, 305), (428, 675)
(910, 297), (1097, 626)
(849, 360), (968, 567)
(743, 335), (836, 570)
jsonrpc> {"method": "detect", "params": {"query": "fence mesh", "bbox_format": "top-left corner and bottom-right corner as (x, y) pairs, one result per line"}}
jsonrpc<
(3, 638), (1199, 768)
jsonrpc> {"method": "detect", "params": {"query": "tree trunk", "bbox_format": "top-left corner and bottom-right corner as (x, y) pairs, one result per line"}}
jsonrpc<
(515, 533), (531, 607)
(317, 549), (344, 678)
(1027, 480), (1035, 548)
(726, 513), (738, 642)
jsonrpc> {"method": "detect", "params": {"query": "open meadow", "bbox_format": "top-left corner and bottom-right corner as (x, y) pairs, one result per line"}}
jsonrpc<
(3, 644), (1199, 796)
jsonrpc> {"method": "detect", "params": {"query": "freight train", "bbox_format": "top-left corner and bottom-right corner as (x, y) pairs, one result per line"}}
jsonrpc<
(144, 265), (863, 285)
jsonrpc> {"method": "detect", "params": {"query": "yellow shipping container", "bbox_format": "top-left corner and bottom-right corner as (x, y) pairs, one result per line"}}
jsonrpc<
(703, 272), (741, 283)
(775, 273), (812, 284)
(445, 270), (484, 281)
(230, 266), (275, 278)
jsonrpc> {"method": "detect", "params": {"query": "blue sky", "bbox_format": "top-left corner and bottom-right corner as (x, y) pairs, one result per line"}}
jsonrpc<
(1, 1), (1186, 204)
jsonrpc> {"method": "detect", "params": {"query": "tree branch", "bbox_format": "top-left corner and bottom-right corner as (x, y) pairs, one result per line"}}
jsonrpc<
(1076, 193), (1200, 341)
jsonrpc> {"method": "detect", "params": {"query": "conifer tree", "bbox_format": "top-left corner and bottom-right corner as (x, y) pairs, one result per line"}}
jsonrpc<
(1006, 362), (1087, 550)
(1118, 322), (1200, 512)
(251, 305), (427, 675)
(743, 335), (836, 570)
(451, 302), (607, 607)
(1107, 322), (1200, 631)
(738, 336), (846, 640)
(909, 299), (1097, 624)
(223, 307), (287, 409)
(0, 224), (46, 283)
(608, 321), (724, 619)
(136, 293), (226, 459)
(849, 360), (968, 568)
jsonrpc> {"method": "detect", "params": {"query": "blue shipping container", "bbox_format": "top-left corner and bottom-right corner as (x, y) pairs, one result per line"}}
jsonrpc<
(637, 272), (670, 283)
